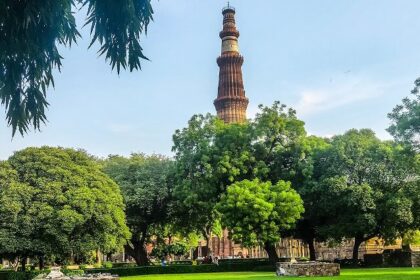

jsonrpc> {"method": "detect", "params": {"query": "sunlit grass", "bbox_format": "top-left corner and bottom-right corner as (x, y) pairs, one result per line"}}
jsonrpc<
(122, 267), (420, 280)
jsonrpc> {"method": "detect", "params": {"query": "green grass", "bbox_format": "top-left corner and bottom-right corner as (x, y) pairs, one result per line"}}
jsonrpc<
(121, 268), (420, 280)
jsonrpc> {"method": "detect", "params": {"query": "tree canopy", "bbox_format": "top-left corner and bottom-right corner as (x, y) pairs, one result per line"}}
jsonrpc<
(0, 147), (130, 268)
(172, 102), (308, 258)
(172, 114), (253, 250)
(0, 0), (153, 135)
(388, 78), (420, 151)
(310, 129), (419, 260)
(216, 179), (304, 263)
(102, 154), (174, 266)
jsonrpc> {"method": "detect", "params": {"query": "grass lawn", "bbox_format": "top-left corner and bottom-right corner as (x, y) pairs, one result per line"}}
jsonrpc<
(121, 268), (420, 280)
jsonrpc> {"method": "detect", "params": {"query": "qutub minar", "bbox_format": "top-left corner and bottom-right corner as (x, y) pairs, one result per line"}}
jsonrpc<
(214, 4), (249, 123)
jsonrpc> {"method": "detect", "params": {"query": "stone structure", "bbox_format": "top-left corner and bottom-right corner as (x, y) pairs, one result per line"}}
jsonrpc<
(276, 262), (340, 277)
(214, 4), (249, 123)
(34, 267), (120, 280)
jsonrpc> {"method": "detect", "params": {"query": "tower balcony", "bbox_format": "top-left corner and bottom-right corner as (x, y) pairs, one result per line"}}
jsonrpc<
(222, 5), (235, 14)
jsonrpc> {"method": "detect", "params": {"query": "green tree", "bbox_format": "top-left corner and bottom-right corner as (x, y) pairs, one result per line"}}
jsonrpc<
(313, 129), (419, 260)
(0, 0), (153, 135)
(251, 102), (307, 184)
(403, 230), (420, 246)
(388, 78), (420, 151)
(172, 114), (253, 254)
(0, 147), (130, 270)
(103, 154), (174, 266)
(216, 179), (304, 264)
(282, 136), (331, 261)
(247, 102), (332, 260)
(172, 103), (309, 257)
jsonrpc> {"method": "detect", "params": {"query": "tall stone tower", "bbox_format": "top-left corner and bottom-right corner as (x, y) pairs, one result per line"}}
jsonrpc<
(214, 4), (249, 123)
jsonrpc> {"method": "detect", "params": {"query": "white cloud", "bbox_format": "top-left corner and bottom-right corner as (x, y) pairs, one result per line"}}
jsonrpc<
(294, 76), (393, 117)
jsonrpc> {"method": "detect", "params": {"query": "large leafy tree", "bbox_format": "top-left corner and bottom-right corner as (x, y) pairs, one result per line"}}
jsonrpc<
(313, 129), (419, 260)
(0, 147), (130, 270)
(102, 154), (174, 266)
(172, 114), (254, 254)
(388, 78), (420, 151)
(172, 103), (309, 258)
(216, 179), (304, 264)
(0, 0), (153, 135)
(281, 136), (331, 261)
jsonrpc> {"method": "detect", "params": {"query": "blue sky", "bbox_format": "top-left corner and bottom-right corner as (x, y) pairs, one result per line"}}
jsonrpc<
(1, 0), (420, 159)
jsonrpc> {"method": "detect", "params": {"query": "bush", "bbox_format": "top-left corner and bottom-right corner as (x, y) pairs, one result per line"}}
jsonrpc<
(364, 254), (384, 267)
(62, 269), (85, 277)
(79, 265), (88, 270)
(170, 261), (192, 266)
(102, 262), (113, 269)
(0, 270), (51, 280)
(218, 258), (270, 266)
(251, 265), (276, 272)
(111, 263), (137, 268)
(86, 262), (275, 276)
(333, 258), (364, 268)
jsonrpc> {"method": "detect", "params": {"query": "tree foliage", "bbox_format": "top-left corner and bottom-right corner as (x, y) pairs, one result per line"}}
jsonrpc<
(172, 102), (308, 258)
(172, 114), (253, 249)
(0, 147), (130, 266)
(150, 241), (189, 260)
(310, 129), (419, 259)
(388, 78), (420, 151)
(0, 0), (153, 135)
(216, 179), (303, 263)
(102, 154), (174, 266)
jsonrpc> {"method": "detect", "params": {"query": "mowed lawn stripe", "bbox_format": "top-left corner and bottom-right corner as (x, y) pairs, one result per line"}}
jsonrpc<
(121, 268), (420, 280)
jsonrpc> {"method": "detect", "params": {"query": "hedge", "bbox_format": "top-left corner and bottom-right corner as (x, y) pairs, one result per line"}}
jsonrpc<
(86, 262), (275, 276)
(0, 270), (50, 280)
(218, 258), (269, 264)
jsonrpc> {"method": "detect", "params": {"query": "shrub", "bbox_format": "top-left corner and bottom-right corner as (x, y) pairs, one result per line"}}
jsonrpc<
(62, 269), (85, 277)
(86, 262), (275, 276)
(0, 270), (51, 280)
(333, 258), (364, 268)
(79, 265), (87, 270)
(218, 258), (269, 265)
(170, 261), (192, 266)
(111, 263), (137, 268)
(252, 265), (276, 272)
(102, 262), (113, 269)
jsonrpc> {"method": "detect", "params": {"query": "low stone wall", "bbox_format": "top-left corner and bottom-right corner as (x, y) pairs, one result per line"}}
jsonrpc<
(276, 262), (340, 277)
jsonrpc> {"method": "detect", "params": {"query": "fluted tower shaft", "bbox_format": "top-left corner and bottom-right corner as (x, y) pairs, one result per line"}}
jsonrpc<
(214, 5), (249, 124)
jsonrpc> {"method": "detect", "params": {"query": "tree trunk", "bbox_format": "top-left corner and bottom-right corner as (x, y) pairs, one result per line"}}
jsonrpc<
(125, 241), (149, 266)
(39, 256), (45, 270)
(202, 227), (212, 257)
(307, 238), (316, 261)
(96, 249), (101, 265)
(20, 257), (27, 271)
(352, 236), (363, 261)
(264, 242), (279, 265)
